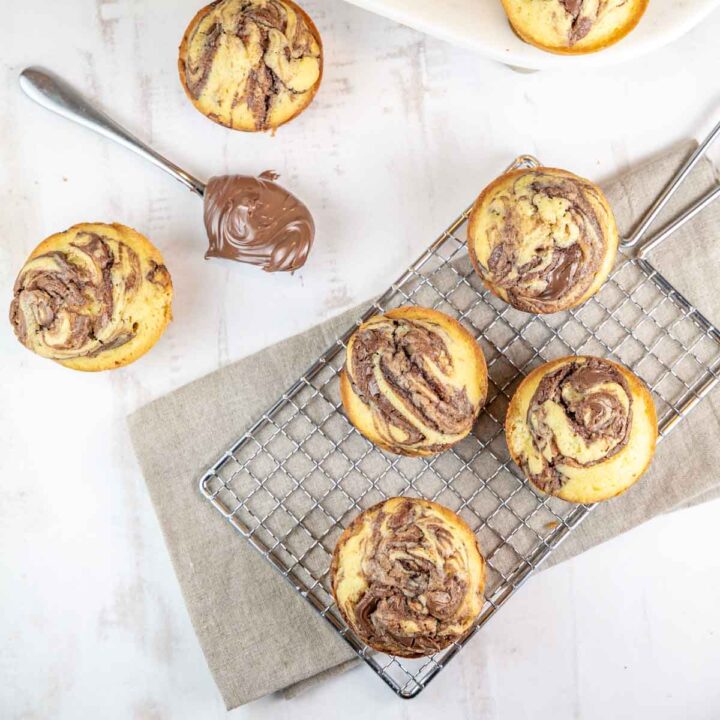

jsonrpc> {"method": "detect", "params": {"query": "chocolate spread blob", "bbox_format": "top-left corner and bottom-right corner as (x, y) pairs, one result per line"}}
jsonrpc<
(203, 171), (315, 272)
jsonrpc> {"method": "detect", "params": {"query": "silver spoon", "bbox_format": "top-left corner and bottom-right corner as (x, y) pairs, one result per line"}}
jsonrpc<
(19, 67), (207, 196)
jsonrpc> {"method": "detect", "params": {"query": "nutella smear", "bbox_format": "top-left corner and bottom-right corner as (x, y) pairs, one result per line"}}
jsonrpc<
(203, 171), (315, 272)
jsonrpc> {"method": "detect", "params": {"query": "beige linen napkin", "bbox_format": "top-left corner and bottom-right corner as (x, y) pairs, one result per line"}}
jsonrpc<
(128, 141), (720, 709)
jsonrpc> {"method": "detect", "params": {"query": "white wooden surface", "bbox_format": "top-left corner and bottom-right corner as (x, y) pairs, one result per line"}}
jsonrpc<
(1, 1), (720, 718)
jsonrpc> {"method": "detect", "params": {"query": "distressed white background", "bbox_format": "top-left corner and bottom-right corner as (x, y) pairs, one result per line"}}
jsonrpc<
(1, 1), (720, 718)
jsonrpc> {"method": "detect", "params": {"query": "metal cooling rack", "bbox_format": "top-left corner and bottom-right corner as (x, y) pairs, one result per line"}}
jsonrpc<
(200, 137), (720, 698)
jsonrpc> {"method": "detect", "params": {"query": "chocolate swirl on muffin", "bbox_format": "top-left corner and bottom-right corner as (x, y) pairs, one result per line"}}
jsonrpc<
(500, 0), (648, 54)
(468, 167), (618, 314)
(506, 356), (657, 503)
(178, 0), (323, 131)
(203, 172), (314, 271)
(340, 307), (487, 456)
(561, 0), (596, 45)
(525, 358), (632, 493)
(347, 318), (472, 444)
(331, 497), (486, 657)
(9, 223), (172, 371)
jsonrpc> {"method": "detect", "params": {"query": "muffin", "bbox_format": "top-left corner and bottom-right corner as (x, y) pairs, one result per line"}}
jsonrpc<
(331, 497), (486, 657)
(178, 0), (323, 132)
(468, 166), (618, 314)
(9, 223), (173, 371)
(506, 356), (657, 503)
(340, 306), (488, 457)
(501, 0), (649, 54)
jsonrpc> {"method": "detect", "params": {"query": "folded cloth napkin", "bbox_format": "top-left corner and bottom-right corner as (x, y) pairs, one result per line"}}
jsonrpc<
(128, 140), (720, 709)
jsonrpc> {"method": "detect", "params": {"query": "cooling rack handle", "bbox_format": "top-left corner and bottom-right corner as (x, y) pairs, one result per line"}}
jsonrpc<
(634, 184), (720, 260)
(622, 119), (720, 257)
(505, 154), (541, 172)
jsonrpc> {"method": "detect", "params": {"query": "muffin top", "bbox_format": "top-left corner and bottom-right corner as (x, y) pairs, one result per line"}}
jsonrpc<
(10, 223), (172, 371)
(341, 307), (487, 456)
(331, 497), (486, 657)
(524, 357), (632, 492)
(179, 0), (322, 131)
(506, 356), (657, 503)
(502, 0), (648, 54)
(468, 167), (617, 313)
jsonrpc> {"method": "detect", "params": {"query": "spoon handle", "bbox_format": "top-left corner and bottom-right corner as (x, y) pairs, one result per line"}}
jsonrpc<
(19, 67), (206, 196)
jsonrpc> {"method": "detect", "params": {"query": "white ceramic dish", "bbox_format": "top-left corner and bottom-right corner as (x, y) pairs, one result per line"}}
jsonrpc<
(341, 0), (720, 69)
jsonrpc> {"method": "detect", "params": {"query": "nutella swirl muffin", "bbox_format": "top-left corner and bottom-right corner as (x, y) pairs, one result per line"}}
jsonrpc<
(506, 356), (657, 503)
(340, 307), (488, 457)
(178, 0), (323, 131)
(9, 223), (173, 371)
(468, 167), (618, 314)
(501, 0), (648, 54)
(331, 497), (486, 657)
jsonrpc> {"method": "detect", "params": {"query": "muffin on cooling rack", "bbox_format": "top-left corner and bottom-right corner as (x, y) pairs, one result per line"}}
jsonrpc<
(500, 0), (648, 54)
(506, 356), (657, 503)
(9, 223), (173, 371)
(178, 0), (323, 132)
(340, 306), (488, 457)
(468, 166), (618, 314)
(331, 497), (486, 657)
